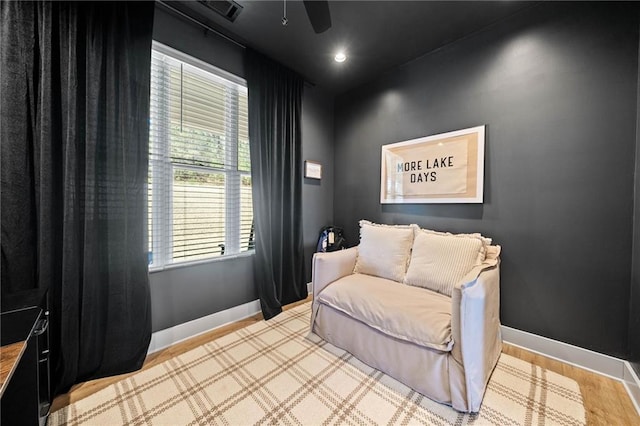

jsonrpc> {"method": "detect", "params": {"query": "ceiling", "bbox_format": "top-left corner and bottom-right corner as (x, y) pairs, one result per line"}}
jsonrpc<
(164, 1), (537, 95)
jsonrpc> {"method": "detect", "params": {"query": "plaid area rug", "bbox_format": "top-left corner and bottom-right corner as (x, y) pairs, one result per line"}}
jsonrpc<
(50, 302), (586, 425)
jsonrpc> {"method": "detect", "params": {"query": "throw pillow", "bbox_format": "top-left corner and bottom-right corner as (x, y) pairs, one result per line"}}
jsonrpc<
(404, 229), (486, 296)
(353, 220), (415, 283)
(420, 227), (492, 247)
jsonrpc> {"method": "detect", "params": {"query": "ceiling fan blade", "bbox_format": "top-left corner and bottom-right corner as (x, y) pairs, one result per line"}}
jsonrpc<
(303, 0), (331, 34)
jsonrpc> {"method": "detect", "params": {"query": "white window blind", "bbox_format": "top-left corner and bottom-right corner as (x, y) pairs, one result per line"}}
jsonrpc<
(149, 43), (253, 269)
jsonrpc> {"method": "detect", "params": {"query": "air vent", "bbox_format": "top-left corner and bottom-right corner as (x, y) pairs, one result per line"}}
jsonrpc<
(197, 0), (243, 22)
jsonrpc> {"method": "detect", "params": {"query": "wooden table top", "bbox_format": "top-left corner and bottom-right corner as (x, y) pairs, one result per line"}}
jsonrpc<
(0, 340), (27, 398)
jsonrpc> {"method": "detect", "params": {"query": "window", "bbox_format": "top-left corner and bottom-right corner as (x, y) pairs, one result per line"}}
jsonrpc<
(148, 43), (253, 269)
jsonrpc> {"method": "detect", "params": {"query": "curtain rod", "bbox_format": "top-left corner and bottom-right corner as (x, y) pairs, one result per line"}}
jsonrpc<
(157, 0), (246, 49)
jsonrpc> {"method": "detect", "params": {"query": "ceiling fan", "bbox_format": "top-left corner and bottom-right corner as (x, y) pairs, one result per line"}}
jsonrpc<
(302, 1), (332, 34)
(282, 0), (331, 33)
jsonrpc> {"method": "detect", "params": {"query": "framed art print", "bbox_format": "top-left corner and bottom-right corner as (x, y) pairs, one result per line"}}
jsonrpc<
(380, 125), (485, 204)
(304, 160), (322, 180)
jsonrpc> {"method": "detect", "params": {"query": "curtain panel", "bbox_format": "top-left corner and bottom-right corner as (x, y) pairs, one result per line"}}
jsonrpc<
(245, 49), (307, 320)
(0, 1), (155, 394)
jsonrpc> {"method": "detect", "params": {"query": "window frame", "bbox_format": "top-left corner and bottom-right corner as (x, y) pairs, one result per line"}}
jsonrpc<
(148, 42), (253, 273)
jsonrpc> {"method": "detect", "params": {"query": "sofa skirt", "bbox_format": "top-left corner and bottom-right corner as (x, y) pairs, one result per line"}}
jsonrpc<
(312, 302), (456, 407)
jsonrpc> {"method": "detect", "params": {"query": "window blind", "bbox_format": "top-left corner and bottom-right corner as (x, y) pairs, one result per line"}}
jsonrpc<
(149, 43), (253, 268)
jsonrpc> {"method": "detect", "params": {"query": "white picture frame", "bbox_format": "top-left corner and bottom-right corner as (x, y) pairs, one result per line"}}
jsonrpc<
(380, 125), (485, 204)
(304, 160), (322, 180)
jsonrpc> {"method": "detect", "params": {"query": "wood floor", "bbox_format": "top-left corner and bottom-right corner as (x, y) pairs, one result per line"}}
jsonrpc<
(52, 297), (640, 425)
(501, 345), (639, 425)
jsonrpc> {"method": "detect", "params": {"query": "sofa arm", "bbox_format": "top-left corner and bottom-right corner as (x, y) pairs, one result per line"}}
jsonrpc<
(310, 247), (358, 330)
(311, 247), (358, 299)
(451, 262), (502, 413)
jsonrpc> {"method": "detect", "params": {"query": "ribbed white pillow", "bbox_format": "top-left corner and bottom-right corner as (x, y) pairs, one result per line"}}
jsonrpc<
(404, 229), (486, 296)
(420, 228), (492, 246)
(353, 220), (415, 283)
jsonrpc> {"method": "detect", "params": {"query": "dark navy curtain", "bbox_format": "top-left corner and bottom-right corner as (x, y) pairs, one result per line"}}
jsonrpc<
(245, 49), (306, 320)
(0, 1), (155, 395)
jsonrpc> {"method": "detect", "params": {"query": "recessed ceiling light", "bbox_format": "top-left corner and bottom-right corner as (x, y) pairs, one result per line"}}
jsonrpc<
(334, 52), (346, 63)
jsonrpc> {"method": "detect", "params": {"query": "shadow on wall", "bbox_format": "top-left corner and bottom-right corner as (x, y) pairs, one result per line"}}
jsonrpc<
(382, 203), (484, 220)
(304, 178), (322, 187)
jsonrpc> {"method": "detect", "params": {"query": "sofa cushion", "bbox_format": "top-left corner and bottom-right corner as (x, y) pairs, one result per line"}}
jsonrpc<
(353, 220), (415, 283)
(317, 273), (453, 351)
(404, 229), (486, 297)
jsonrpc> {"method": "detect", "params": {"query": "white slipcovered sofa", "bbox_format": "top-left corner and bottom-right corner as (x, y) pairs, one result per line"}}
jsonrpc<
(310, 221), (502, 413)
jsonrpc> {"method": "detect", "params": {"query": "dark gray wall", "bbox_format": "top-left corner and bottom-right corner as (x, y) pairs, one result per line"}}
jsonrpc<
(630, 24), (640, 376)
(150, 5), (334, 332)
(334, 2), (639, 358)
(302, 87), (335, 282)
(150, 256), (257, 331)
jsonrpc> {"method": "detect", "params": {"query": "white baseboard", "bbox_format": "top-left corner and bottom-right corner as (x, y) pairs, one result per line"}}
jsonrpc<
(148, 287), (312, 355)
(623, 361), (640, 415)
(502, 325), (640, 415)
(148, 299), (261, 354)
(501, 326), (625, 380)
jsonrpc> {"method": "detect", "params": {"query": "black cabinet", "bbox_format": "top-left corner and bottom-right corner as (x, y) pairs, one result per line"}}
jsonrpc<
(1, 305), (50, 426)
(36, 310), (51, 422)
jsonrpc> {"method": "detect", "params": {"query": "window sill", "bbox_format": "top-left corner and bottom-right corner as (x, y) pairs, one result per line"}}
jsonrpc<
(148, 250), (255, 274)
